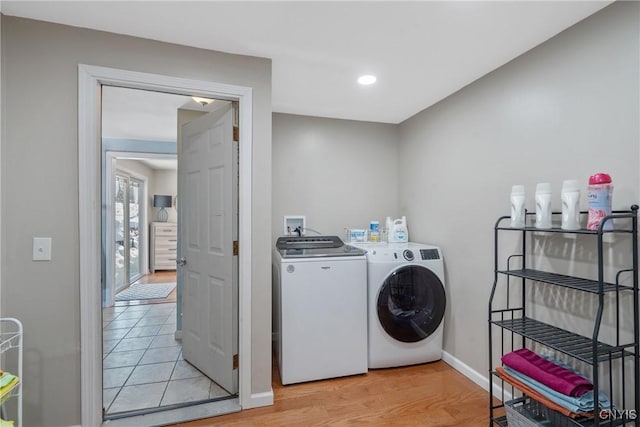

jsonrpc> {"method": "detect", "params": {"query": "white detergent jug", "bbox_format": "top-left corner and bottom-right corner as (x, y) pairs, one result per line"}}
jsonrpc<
(386, 216), (409, 243)
(535, 182), (552, 229)
(561, 179), (581, 231)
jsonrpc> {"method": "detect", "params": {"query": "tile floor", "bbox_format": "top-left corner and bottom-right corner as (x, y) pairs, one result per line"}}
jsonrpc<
(102, 302), (231, 415)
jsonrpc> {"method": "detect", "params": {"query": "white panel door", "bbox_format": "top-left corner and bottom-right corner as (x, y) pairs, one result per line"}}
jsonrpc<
(180, 104), (238, 394)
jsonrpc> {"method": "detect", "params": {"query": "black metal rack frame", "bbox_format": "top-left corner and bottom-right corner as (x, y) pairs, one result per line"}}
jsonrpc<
(488, 206), (639, 427)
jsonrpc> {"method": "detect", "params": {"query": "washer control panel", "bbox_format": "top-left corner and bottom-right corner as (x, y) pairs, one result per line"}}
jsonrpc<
(419, 249), (440, 260)
(360, 244), (441, 263)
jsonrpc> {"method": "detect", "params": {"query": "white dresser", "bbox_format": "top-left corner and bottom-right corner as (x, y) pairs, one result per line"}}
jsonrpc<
(150, 222), (177, 273)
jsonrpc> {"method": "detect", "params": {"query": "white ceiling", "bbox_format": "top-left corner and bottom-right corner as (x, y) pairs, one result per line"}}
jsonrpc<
(101, 86), (214, 142)
(137, 158), (178, 171)
(3, 1), (612, 132)
(117, 155), (178, 171)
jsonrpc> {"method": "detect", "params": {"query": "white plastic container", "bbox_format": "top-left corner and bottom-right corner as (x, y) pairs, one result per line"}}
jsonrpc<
(346, 229), (367, 243)
(386, 216), (408, 243)
(369, 221), (380, 242)
(535, 183), (552, 229)
(561, 179), (581, 230)
(510, 185), (526, 228)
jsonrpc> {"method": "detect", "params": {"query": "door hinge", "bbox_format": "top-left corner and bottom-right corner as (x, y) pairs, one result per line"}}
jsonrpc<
(233, 126), (239, 142)
(233, 240), (239, 256)
(233, 353), (239, 370)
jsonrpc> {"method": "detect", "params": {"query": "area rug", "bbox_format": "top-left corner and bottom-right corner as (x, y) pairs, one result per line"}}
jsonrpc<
(115, 282), (177, 301)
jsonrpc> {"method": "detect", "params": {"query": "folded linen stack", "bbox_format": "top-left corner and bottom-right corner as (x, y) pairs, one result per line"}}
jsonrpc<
(498, 348), (612, 418)
(0, 369), (19, 404)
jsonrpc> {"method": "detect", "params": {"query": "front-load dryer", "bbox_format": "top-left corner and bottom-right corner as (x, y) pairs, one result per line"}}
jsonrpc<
(351, 242), (446, 369)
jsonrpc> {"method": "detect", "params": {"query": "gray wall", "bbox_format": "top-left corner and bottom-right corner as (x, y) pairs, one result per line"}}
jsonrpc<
(150, 169), (178, 223)
(116, 159), (154, 181)
(1, 16), (272, 426)
(399, 0), (639, 381)
(272, 113), (400, 241)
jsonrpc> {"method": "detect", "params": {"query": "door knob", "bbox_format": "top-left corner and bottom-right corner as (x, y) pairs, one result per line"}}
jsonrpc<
(176, 257), (187, 267)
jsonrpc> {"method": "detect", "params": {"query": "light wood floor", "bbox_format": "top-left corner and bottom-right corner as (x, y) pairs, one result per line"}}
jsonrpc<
(135, 273), (494, 425)
(172, 358), (494, 426)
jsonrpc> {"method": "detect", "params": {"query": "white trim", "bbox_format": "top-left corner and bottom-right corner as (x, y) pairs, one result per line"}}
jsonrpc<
(249, 390), (275, 408)
(441, 351), (512, 401)
(237, 82), (253, 410)
(78, 66), (103, 427)
(78, 64), (254, 425)
(105, 158), (117, 305)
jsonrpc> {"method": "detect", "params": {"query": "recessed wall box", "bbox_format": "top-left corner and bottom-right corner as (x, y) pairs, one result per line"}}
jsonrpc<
(284, 216), (306, 236)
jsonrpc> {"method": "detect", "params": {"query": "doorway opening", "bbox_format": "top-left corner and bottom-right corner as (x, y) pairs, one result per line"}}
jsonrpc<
(97, 83), (241, 422)
(79, 65), (254, 427)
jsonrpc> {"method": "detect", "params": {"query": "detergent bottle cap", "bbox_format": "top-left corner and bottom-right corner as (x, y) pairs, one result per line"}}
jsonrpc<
(562, 179), (580, 192)
(511, 185), (525, 195)
(535, 183), (551, 194)
(589, 173), (612, 185)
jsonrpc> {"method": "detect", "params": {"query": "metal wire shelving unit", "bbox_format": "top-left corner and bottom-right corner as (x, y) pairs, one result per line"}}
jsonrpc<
(488, 206), (639, 427)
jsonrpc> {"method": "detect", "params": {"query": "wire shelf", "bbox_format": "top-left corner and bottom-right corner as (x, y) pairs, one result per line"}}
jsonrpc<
(491, 317), (633, 364)
(0, 331), (20, 353)
(497, 269), (632, 294)
(493, 415), (509, 426)
(495, 226), (634, 235)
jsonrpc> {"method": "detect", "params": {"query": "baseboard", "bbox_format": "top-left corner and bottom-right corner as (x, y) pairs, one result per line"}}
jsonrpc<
(174, 330), (182, 340)
(249, 389), (274, 408)
(442, 350), (512, 401)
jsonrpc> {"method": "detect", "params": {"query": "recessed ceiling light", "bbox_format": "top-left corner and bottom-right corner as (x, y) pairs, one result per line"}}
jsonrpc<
(357, 75), (377, 85)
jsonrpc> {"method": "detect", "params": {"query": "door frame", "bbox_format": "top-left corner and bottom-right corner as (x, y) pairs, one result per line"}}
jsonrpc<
(78, 64), (253, 426)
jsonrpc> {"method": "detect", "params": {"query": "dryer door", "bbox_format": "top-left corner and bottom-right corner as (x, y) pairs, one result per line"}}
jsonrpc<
(377, 265), (446, 343)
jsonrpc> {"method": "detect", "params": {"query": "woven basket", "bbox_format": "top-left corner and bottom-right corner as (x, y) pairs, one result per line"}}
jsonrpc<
(505, 397), (554, 427)
(505, 397), (592, 427)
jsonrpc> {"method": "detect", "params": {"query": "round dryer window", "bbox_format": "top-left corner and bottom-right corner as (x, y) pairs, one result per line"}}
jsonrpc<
(377, 265), (446, 343)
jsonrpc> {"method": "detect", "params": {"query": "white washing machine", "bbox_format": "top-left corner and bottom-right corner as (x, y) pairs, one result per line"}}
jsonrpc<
(351, 242), (446, 369)
(273, 236), (368, 384)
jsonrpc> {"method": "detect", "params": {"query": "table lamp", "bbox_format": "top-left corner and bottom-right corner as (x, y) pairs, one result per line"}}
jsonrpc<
(153, 195), (172, 222)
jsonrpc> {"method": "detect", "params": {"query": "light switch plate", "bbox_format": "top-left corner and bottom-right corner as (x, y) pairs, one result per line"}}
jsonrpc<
(33, 237), (52, 261)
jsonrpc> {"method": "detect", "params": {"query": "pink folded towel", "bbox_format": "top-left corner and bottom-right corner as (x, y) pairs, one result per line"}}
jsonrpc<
(501, 348), (592, 397)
